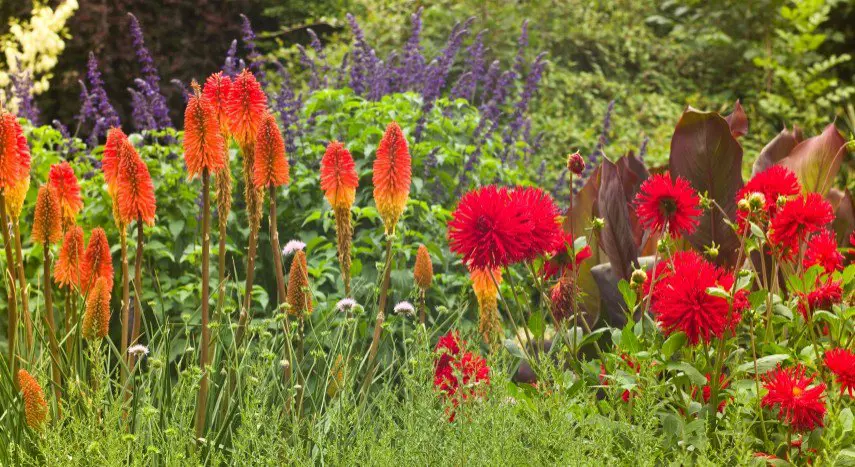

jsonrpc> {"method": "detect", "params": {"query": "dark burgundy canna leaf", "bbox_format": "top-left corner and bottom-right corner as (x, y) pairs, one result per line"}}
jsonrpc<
(777, 123), (848, 195)
(597, 159), (639, 281)
(724, 100), (748, 139)
(827, 188), (855, 245)
(752, 125), (802, 175)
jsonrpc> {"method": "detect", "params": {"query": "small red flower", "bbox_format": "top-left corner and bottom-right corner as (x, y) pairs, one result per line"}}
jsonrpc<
(252, 113), (289, 188)
(693, 373), (730, 412)
(433, 331), (490, 421)
(54, 225), (84, 289)
(542, 232), (592, 279)
(320, 141), (359, 210)
(117, 149), (157, 225)
(633, 172), (701, 238)
(761, 364), (826, 432)
(803, 229), (844, 273)
(735, 166), (801, 231)
(226, 69), (267, 148)
(769, 193), (834, 260)
(797, 279), (842, 320)
(183, 83), (226, 178)
(48, 161), (83, 224)
(824, 348), (855, 397)
(80, 228), (114, 294)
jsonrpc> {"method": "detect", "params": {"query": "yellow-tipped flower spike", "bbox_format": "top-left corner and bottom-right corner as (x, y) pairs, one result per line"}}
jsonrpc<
(413, 244), (433, 291)
(470, 267), (503, 348)
(83, 276), (111, 340)
(31, 184), (62, 245)
(17, 369), (48, 429)
(372, 122), (411, 234)
(54, 225), (84, 290)
(3, 175), (29, 221)
(286, 249), (313, 317)
(320, 141), (358, 211)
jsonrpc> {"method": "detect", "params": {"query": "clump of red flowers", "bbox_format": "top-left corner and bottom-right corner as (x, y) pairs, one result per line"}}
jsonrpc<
(433, 331), (490, 421)
(803, 229), (844, 273)
(735, 165), (801, 232)
(692, 373), (730, 412)
(797, 279), (843, 320)
(633, 172), (701, 238)
(761, 364), (826, 432)
(824, 348), (855, 398)
(768, 193), (834, 260)
(642, 250), (747, 345)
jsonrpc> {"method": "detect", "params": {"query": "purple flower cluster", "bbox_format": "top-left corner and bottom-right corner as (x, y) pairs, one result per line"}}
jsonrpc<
(127, 14), (171, 131)
(272, 64), (303, 161)
(398, 8), (425, 92)
(449, 31), (485, 102)
(78, 53), (120, 145)
(501, 52), (546, 163)
(345, 13), (378, 96)
(10, 71), (40, 125)
(223, 39), (239, 78)
(240, 14), (267, 86)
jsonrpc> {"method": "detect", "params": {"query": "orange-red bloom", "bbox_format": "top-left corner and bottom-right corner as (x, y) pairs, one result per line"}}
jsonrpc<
(184, 82), (226, 178)
(83, 276), (111, 340)
(252, 113), (289, 188)
(48, 161), (83, 224)
(373, 122), (411, 233)
(80, 228), (114, 294)
(202, 71), (233, 136)
(102, 127), (131, 187)
(414, 244), (433, 290)
(54, 225), (85, 289)
(32, 184), (62, 245)
(117, 149), (157, 225)
(286, 249), (312, 316)
(320, 141), (358, 210)
(0, 112), (30, 189)
(226, 69), (267, 148)
(17, 369), (48, 429)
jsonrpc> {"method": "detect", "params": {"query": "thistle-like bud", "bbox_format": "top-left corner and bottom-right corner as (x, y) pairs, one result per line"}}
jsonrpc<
(737, 198), (751, 213)
(83, 277), (111, 340)
(591, 217), (605, 231)
(748, 192), (766, 211)
(32, 184), (62, 245)
(286, 250), (312, 317)
(17, 369), (47, 430)
(413, 244), (433, 290)
(549, 278), (577, 322)
(698, 191), (712, 210)
(630, 268), (648, 289)
(705, 243), (720, 260)
(566, 152), (585, 175)
(776, 195), (788, 209)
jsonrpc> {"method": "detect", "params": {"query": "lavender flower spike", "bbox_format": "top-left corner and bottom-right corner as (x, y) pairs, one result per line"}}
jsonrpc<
(240, 14), (266, 86)
(10, 71), (40, 125)
(84, 53), (120, 144)
(128, 13), (171, 129)
(223, 39), (239, 77)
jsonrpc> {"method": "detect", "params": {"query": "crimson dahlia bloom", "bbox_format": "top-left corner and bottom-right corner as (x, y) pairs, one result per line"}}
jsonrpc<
(509, 186), (564, 261)
(797, 279), (842, 320)
(824, 348), (855, 397)
(542, 233), (592, 279)
(433, 331), (490, 421)
(735, 166), (801, 231)
(762, 364), (826, 432)
(803, 229), (844, 273)
(769, 193), (833, 259)
(633, 172), (701, 238)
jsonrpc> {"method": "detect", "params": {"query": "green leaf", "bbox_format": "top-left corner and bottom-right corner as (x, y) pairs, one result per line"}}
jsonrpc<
(661, 332), (687, 360)
(665, 362), (707, 386)
(706, 287), (730, 299)
(527, 313), (545, 340)
(620, 324), (640, 353)
(736, 354), (789, 374)
(618, 279), (637, 310)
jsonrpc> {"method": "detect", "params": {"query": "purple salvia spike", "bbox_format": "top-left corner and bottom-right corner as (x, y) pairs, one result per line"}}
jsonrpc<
(306, 29), (329, 87)
(639, 136), (649, 160)
(501, 52), (547, 163)
(399, 7), (425, 92)
(128, 14), (171, 129)
(171, 79), (190, 103)
(346, 13), (375, 96)
(10, 71), (40, 125)
(297, 44), (320, 91)
(129, 84), (157, 132)
(240, 14), (267, 87)
(513, 20), (529, 78)
(85, 53), (120, 144)
(223, 39), (239, 77)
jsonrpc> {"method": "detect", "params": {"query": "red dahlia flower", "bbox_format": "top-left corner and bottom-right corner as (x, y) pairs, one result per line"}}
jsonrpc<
(803, 229), (844, 273)
(735, 166), (801, 231)
(509, 186), (564, 261)
(542, 232), (592, 279)
(633, 172), (701, 238)
(647, 250), (742, 344)
(824, 348), (855, 397)
(226, 69), (267, 148)
(761, 364), (826, 432)
(797, 279), (843, 320)
(769, 193), (833, 260)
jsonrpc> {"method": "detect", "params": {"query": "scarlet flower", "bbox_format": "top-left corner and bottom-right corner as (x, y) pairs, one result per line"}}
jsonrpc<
(373, 122), (411, 233)
(647, 250), (741, 344)
(31, 184), (62, 245)
(54, 225), (84, 290)
(252, 113), (289, 188)
(48, 161), (83, 224)
(183, 84), (226, 178)
(433, 331), (490, 421)
(633, 172), (701, 238)
(413, 244), (433, 290)
(797, 279), (842, 320)
(762, 364), (826, 432)
(286, 249), (312, 316)
(320, 141), (359, 210)
(542, 232), (592, 279)
(102, 127), (131, 187)
(226, 69), (267, 148)
(117, 148), (157, 225)
(17, 369), (48, 430)
(509, 186), (564, 261)
(824, 348), (855, 397)
(549, 278), (578, 322)
(434, 331), (462, 374)
(80, 228), (114, 294)
(694, 373), (730, 412)
(735, 165), (801, 231)
(83, 277), (111, 340)
(202, 71), (233, 136)
(448, 185), (532, 270)
(769, 193), (834, 259)
(0, 112), (30, 189)
(803, 229), (843, 273)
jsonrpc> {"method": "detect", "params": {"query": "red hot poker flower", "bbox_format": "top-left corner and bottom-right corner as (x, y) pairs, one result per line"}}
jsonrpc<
(80, 228), (114, 294)
(0, 112), (30, 189)
(372, 122), (411, 233)
(762, 364), (826, 432)
(184, 83), (226, 178)
(83, 276), (111, 340)
(48, 161), (84, 224)
(32, 184), (62, 245)
(226, 69), (267, 148)
(803, 229), (844, 273)
(202, 71), (233, 136)
(633, 172), (701, 238)
(769, 193), (833, 259)
(102, 127), (131, 188)
(17, 369), (48, 429)
(117, 149), (157, 225)
(54, 225), (85, 289)
(824, 348), (855, 397)
(252, 113), (289, 188)
(320, 141), (359, 210)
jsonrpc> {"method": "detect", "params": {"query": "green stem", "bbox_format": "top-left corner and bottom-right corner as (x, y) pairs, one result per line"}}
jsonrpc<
(195, 170), (212, 439)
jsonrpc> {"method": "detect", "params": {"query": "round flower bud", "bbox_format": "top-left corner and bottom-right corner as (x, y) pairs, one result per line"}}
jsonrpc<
(737, 198), (751, 213)
(591, 217), (605, 231)
(630, 269), (648, 288)
(748, 192), (766, 211)
(566, 152), (585, 175)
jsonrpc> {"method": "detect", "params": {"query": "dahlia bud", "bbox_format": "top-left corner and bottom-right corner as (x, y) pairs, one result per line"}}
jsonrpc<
(776, 195), (788, 209)
(737, 198), (751, 213)
(591, 217), (605, 231)
(657, 238), (669, 254)
(566, 152), (584, 175)
(705, 243), (720, 260)
(630, 269), (648, 289)
(698, 192), (712, 210)
(748, 192), (766, 211)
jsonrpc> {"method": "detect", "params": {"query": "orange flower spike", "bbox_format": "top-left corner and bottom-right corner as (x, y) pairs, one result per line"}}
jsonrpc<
(184, 81), (227, 178)
(102, 127), (130, 188)
(31, 185), (62, 245)
(117, 149), (157, 225)
(372, 122), (411, 234)
(83, 277), (111, 340)
(470, 267), (501, 303)
(414, 244), (433, 290)
(48, 162), (84, 224)
(0, 112), (29, 188)
(226, 69), (267, 148)
(80, 228), (114, 294)
(17, 369), (48, 429)
(252, 113), (289, 188)
(54, 225), (84, 290)
(4, 175), (30, 220)
(320, 141), (358, 210)
(202, 71), (233, 137)
(286, 249), (313, 317)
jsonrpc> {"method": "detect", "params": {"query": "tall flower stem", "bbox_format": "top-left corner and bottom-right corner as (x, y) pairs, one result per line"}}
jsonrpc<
(120, 229), (130, 381)
(361, 236), (394, 397)
(13, 222), (32, 353)
(42, 244), (63, 417)
(334, 206), (353, 296)
(267, 184), (295, 411)
(0, 194), (19, 378)
(215, 166), (230, 321)
(129, 218), (145, 372)
(234, 144), (263, 350)
(195, 171), (213, 439)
